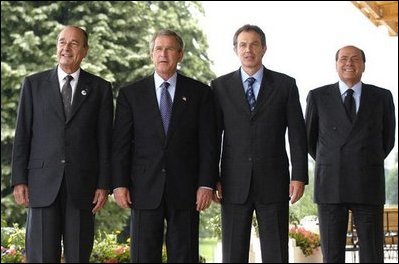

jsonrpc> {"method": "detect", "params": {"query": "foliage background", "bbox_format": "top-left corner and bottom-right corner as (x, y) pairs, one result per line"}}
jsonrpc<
(1, 0), (216, 237)
(1, 1), (397, 252)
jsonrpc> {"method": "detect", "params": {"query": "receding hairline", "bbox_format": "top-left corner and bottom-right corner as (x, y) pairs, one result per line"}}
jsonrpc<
(57, 26), (89, 47)
(335, 45), (366, 63)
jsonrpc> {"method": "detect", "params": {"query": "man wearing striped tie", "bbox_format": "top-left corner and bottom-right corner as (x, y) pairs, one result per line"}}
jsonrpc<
(211, 24), (308, 263)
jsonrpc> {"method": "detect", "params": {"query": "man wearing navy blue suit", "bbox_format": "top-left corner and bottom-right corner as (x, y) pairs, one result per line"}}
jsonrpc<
(11, 26), (113, 262)
(211, 24), (308, 263)
(306, 45), (396, 262)
(112, 29), (217, 263)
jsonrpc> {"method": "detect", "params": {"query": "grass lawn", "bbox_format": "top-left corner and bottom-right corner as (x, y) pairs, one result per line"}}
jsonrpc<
(199, 237), (219, 263)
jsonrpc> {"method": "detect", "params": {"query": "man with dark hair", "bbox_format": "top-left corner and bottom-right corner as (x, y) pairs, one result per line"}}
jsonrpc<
(306, 45), (396, 263)
(211, 24), (308, 263)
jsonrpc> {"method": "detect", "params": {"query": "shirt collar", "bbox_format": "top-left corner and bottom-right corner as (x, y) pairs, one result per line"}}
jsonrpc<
(154, 72), (177, 89)
(338, 80), (362, 96)
(57, 66), (80, 83)
(240, 67), (264, 84)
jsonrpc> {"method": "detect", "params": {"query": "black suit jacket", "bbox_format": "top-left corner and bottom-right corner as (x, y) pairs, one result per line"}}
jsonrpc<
(306, 83), (396, 205)
(112, 73), (217, 210)
(211, 67), (308, 204)
(11, 67), (113, 209)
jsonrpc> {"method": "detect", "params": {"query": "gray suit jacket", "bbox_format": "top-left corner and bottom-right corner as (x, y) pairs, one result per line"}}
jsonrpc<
(11, 67), (113, 209)
(211, 67), (308, 204)
(306, 83), (396, 205)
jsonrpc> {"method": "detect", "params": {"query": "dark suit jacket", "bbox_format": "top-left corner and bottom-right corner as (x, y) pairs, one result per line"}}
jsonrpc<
(211, 67), (308, 204)
(11, 67), (113, 209)
(306, 83), (396, 205)
(112, 73), (217, 210)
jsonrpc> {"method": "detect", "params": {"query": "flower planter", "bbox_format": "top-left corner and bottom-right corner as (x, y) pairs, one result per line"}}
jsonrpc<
(289, 238), (323, 263)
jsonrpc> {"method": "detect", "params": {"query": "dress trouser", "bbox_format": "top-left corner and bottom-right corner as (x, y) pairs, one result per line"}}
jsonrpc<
(318, 203), (384, 263)
(26, 177), (95, 263)
(130, 196), (199, 263)
(222, 180), (289, 263)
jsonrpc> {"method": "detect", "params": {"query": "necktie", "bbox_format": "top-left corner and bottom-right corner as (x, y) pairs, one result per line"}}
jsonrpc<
(62, 75), (73, 119)
(344, 89), (356, 122)
(160, 82), (172, 134)
(246, 77), (256, 112)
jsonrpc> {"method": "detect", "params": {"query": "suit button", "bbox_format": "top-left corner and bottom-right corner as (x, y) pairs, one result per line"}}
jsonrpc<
(61, 159), (66, 164)
(332, 127), (337, 130)
(162, 168), (166, 173)
(248, 157), (252, 161)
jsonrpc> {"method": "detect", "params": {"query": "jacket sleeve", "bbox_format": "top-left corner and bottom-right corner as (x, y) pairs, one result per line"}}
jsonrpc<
(383, 89), (396, 158)
(305, 90), (318, 161)
(11, 77), (33, 187)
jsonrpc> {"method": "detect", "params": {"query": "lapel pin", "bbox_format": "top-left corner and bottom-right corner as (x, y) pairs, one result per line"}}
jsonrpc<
(182, 96), (187, 102)
(81, 90), (87, 96)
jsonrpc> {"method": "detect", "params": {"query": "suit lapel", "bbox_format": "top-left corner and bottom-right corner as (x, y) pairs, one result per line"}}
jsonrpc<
(47, 68), (66, 121)
(347, 83), (374, 137)
(67, 69), (91, 123)
(143, 77), (167, 142)
(252, 68), (274, 117)
(324, 84), (354, 144)
(166, 74), (189, 143)
(228, 70), (251, 115)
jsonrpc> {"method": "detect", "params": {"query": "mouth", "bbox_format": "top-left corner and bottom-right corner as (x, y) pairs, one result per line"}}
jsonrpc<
(61, 54), (73, 58)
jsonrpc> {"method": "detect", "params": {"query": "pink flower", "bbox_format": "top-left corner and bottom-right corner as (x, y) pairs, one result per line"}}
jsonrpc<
(289, 226), (321, 256)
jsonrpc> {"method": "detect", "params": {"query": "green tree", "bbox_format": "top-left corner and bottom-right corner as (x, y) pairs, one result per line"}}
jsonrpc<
(1, 1), (215, 234)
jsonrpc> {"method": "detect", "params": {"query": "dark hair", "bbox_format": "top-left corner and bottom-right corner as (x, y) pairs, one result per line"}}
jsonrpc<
(150, 29), (184, 52)
(335, 46), (366, 62)
(233, 24), (266, 47)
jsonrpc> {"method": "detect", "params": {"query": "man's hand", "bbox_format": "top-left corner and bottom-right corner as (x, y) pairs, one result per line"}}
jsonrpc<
(196, 187), (213, 211)
(13, 184), (29, 207)
(113, 187), (132, 209)
(92, 189), (109, 214)
(212, 182), (222, 203)
(289, 180), (305, 204)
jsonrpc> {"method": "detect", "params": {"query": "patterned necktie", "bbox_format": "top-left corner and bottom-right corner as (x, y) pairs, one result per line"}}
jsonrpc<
(160, 82), (172, 134)
(344, 89), (356, 122)
(62, 75), (73, 119)
(246, 77), (256, 112)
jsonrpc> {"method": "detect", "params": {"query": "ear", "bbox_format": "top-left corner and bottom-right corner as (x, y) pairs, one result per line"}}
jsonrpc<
(83, 46), (89, 58)
(261, 45), (267, 57)
(178, 50), (184, 62)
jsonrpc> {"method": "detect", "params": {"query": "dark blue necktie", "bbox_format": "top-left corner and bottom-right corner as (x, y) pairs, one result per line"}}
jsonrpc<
(246, 77), (256, 112)
(344, 89), (356, 122)
(160, 82), (172, 134)
(62, 75), (73, 119)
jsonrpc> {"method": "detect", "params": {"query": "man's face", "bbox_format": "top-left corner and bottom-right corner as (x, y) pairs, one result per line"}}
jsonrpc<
(57, 27), (88, 73)
(151, 35), (183, 80)
(336, 46), (365, 86)
(235, 30), (266, 73)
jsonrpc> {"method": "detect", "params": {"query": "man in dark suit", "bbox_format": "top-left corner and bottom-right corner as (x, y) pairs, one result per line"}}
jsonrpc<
(11, 25), (113, 262)
(211, 24), (308, 263)
(112, 29), (217, 263)
(305, 45), (396, 263)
